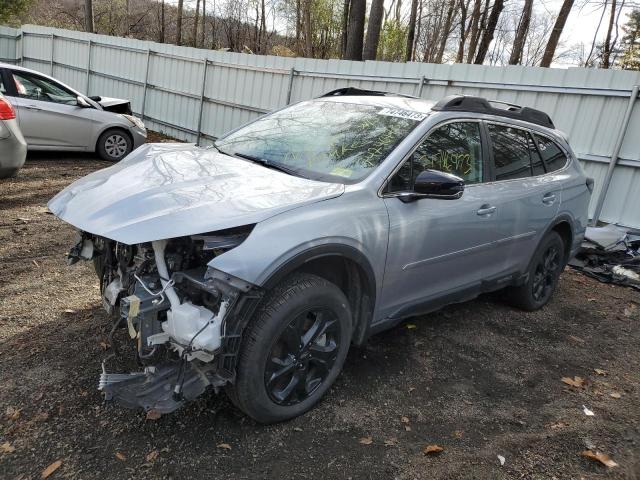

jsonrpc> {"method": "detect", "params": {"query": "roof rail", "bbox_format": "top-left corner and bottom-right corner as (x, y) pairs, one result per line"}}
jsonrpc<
(320, 87), (418, 99)
(432, 95), (555, 129)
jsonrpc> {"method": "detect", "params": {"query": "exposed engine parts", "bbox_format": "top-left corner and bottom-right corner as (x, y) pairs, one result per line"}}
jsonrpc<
(67, 226), (256, 414)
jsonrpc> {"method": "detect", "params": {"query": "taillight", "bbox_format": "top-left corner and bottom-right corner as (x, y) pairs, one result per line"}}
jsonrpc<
(0, 98), (16, 120)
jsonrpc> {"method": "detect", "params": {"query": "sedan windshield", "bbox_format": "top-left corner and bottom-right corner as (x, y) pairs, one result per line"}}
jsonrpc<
(215, 100), (425, 184)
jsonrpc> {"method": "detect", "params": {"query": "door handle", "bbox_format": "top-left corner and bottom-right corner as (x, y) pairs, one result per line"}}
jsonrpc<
(24, 105), (42, 111)
(476, 205), (496, 216)
(542, 193), (556, 205)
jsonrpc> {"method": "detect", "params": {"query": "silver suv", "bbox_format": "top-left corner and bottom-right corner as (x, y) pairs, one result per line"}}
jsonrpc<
(49, 90), (591, 423)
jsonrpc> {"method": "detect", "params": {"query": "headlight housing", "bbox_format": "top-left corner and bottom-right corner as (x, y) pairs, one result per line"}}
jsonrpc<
(122, 114), (146, 130)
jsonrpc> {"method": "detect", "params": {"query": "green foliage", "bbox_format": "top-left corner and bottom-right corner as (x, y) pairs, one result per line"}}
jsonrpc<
(377, 20), (407, 62)
(618, 9), (640, 70)
(0, 0), (33, 25)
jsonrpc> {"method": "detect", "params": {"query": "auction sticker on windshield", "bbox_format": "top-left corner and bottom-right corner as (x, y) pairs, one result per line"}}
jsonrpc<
(377, 108), (428, 121)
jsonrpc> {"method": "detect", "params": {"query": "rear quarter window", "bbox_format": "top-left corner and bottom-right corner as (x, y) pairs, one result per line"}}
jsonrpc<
(535, 135), (568, 173)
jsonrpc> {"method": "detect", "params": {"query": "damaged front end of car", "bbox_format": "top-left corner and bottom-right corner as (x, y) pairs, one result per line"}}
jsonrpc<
(68, 226), (262, 414)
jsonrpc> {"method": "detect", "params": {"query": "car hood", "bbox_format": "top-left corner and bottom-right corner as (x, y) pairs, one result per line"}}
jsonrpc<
(48, 143), (344, 244)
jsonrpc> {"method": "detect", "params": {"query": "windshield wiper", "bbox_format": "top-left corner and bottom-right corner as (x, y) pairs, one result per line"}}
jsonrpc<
(232, 152), (302, 177)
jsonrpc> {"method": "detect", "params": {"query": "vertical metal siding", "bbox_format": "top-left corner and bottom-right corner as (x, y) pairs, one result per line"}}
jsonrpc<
(1, 24), (639, 228)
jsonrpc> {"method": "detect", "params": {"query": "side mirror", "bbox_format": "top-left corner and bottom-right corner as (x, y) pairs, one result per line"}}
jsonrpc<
(77, 96), (91, 108)
(397, 169), (464, 203)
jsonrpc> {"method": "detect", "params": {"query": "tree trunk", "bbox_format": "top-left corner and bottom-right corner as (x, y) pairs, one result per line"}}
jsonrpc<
(259, 0), (266, 53)
(466, 0), (484, 62)
(84, 0), (94, 33)
(176, 0), (184, 45)
(201, 0), (206, 48)
(456, 0), (470, 63)
(508, 0), (533, 64)
(435, 0), (456, 63)
(345, 0), (366, 60)
(474, 0), (504, 64)
(405, 0), (419, 61)
(601, 0), (617, 68)
(540, 0), (574, 67)
(159, 0), (165, 43)
(303, 0), (313, 56)
(340, 0), (350, 58)
(296, 0), (302, 55)
(193, 0), (200, 47)
(363, 0), (385, 60)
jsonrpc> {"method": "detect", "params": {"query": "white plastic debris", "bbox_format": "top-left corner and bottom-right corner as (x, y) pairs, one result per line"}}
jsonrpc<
(612, 265), (640, 282)
(583, 405), (595, 416)
(497, 455), (506, 466)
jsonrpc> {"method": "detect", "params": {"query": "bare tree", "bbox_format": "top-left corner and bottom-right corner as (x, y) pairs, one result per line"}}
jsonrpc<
(435, 0), (457, 62)
(474, 0), (505, 64)
(345, 0), (366, 60)
(540, 0), (574, 67)
(84, 0), (94, 32)
(340, 0), (350, 57)
(466, 0), (485, 62)
(194, 0), (201, 46)
(176, 0), (184, 45)
(363, 0), (385, 60)
(405, 0), (419, 61)
(201, 0), (206, 47)
(508, 0), (533, 64)
(159, 0), (165, 43)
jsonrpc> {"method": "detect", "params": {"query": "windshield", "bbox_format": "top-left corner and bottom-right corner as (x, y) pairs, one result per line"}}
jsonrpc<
(215, 100), (425, 184)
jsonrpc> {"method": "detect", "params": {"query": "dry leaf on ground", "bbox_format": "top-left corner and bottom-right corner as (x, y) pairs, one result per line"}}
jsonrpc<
(115, 452), (126, 461)
(1, 442), (16, 454)
(146, 409), (162, 420)
(6, 406), (21, 420)
(359, 437), (373, 445)
(610, 392), (622, 399)
(581, 450), (618, 468)
(405, 324), (417, 330)
(594, 368), (607, 375)
(423, 445), (444, 455)
(497, 455), (506, 466)
(41, 460), (62, 479)
(384, 438), (398, 446)
(583, 405), (595, 416)
(145, 450), (159, 462)
(561, 376), (584, 388)
(216, 443), (232, 450)
(401, 416), (410, 424)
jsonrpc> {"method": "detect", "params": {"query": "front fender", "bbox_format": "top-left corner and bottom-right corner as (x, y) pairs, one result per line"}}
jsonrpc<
(207, 187), (389, 301)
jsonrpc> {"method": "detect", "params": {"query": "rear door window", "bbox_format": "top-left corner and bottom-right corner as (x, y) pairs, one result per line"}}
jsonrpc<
(534, 134), (568, 173)
(487, 124), (532, 181)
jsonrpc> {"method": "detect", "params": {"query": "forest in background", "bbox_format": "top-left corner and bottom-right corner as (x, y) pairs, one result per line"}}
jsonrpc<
(0, 0), (638, 69)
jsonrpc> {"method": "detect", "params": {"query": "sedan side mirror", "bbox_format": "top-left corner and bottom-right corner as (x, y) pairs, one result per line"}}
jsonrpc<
(77, 96), (91, 108)
(396, 169), (465, 203)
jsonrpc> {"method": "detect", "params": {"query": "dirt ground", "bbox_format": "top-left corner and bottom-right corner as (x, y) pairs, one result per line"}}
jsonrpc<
(1, 145), (639, 480)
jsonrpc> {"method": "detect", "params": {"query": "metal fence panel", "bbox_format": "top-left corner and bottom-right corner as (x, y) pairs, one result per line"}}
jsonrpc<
(1, 24), (639, 228)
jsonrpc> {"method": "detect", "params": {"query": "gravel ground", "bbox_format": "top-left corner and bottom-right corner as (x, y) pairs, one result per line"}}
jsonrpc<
(1, 145), (639, 479)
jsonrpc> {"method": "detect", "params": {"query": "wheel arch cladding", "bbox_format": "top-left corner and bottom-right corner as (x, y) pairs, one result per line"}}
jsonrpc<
(262, 244), (377, 346)
(550, 218), (573, 263)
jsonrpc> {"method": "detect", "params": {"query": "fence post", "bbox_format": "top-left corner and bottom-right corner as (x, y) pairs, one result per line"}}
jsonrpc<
(590, 84), (639, 226)
(416, 75), (426, 97)
(286, 67), (296, 105)
(19, 32), (24, 65)
(50, 33), (54, 75)
(196, 59), (208, 146)
(140, 49), (151, 121)
(85, 40), (92, 94)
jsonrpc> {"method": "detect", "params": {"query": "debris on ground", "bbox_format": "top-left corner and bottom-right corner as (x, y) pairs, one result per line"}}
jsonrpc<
(580, 450), (618, 468)
(423, 445), (444, 455)
(569, 224), (640, 290)
(497, 455), (506, 466)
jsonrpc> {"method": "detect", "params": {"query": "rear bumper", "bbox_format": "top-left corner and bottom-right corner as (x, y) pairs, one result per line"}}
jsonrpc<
(0, 122), (27, 175)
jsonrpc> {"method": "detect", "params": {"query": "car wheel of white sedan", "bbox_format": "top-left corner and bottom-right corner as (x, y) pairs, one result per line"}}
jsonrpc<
(97, 128), (132, 161)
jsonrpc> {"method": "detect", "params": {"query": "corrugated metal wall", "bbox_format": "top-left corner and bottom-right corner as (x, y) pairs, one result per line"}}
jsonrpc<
(1, 24), (639, 228)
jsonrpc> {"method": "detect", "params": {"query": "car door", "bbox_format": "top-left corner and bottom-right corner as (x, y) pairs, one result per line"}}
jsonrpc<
(483, 122), (562, 275)
(379, 120), (510, 320)
(5, 69), (94, 149)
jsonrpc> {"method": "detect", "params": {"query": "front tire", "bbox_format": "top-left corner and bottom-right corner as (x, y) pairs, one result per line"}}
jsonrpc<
(97, 128), (132, 161)
(506, 231), (565, 311)
(227, 273), (352, 423)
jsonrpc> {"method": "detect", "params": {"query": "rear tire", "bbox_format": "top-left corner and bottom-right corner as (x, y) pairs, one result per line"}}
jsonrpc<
(506, 231), (565, 311)
(226, 273), (352, 423)
(0, 168), (19, 179)
(97, 128), (132, 161)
